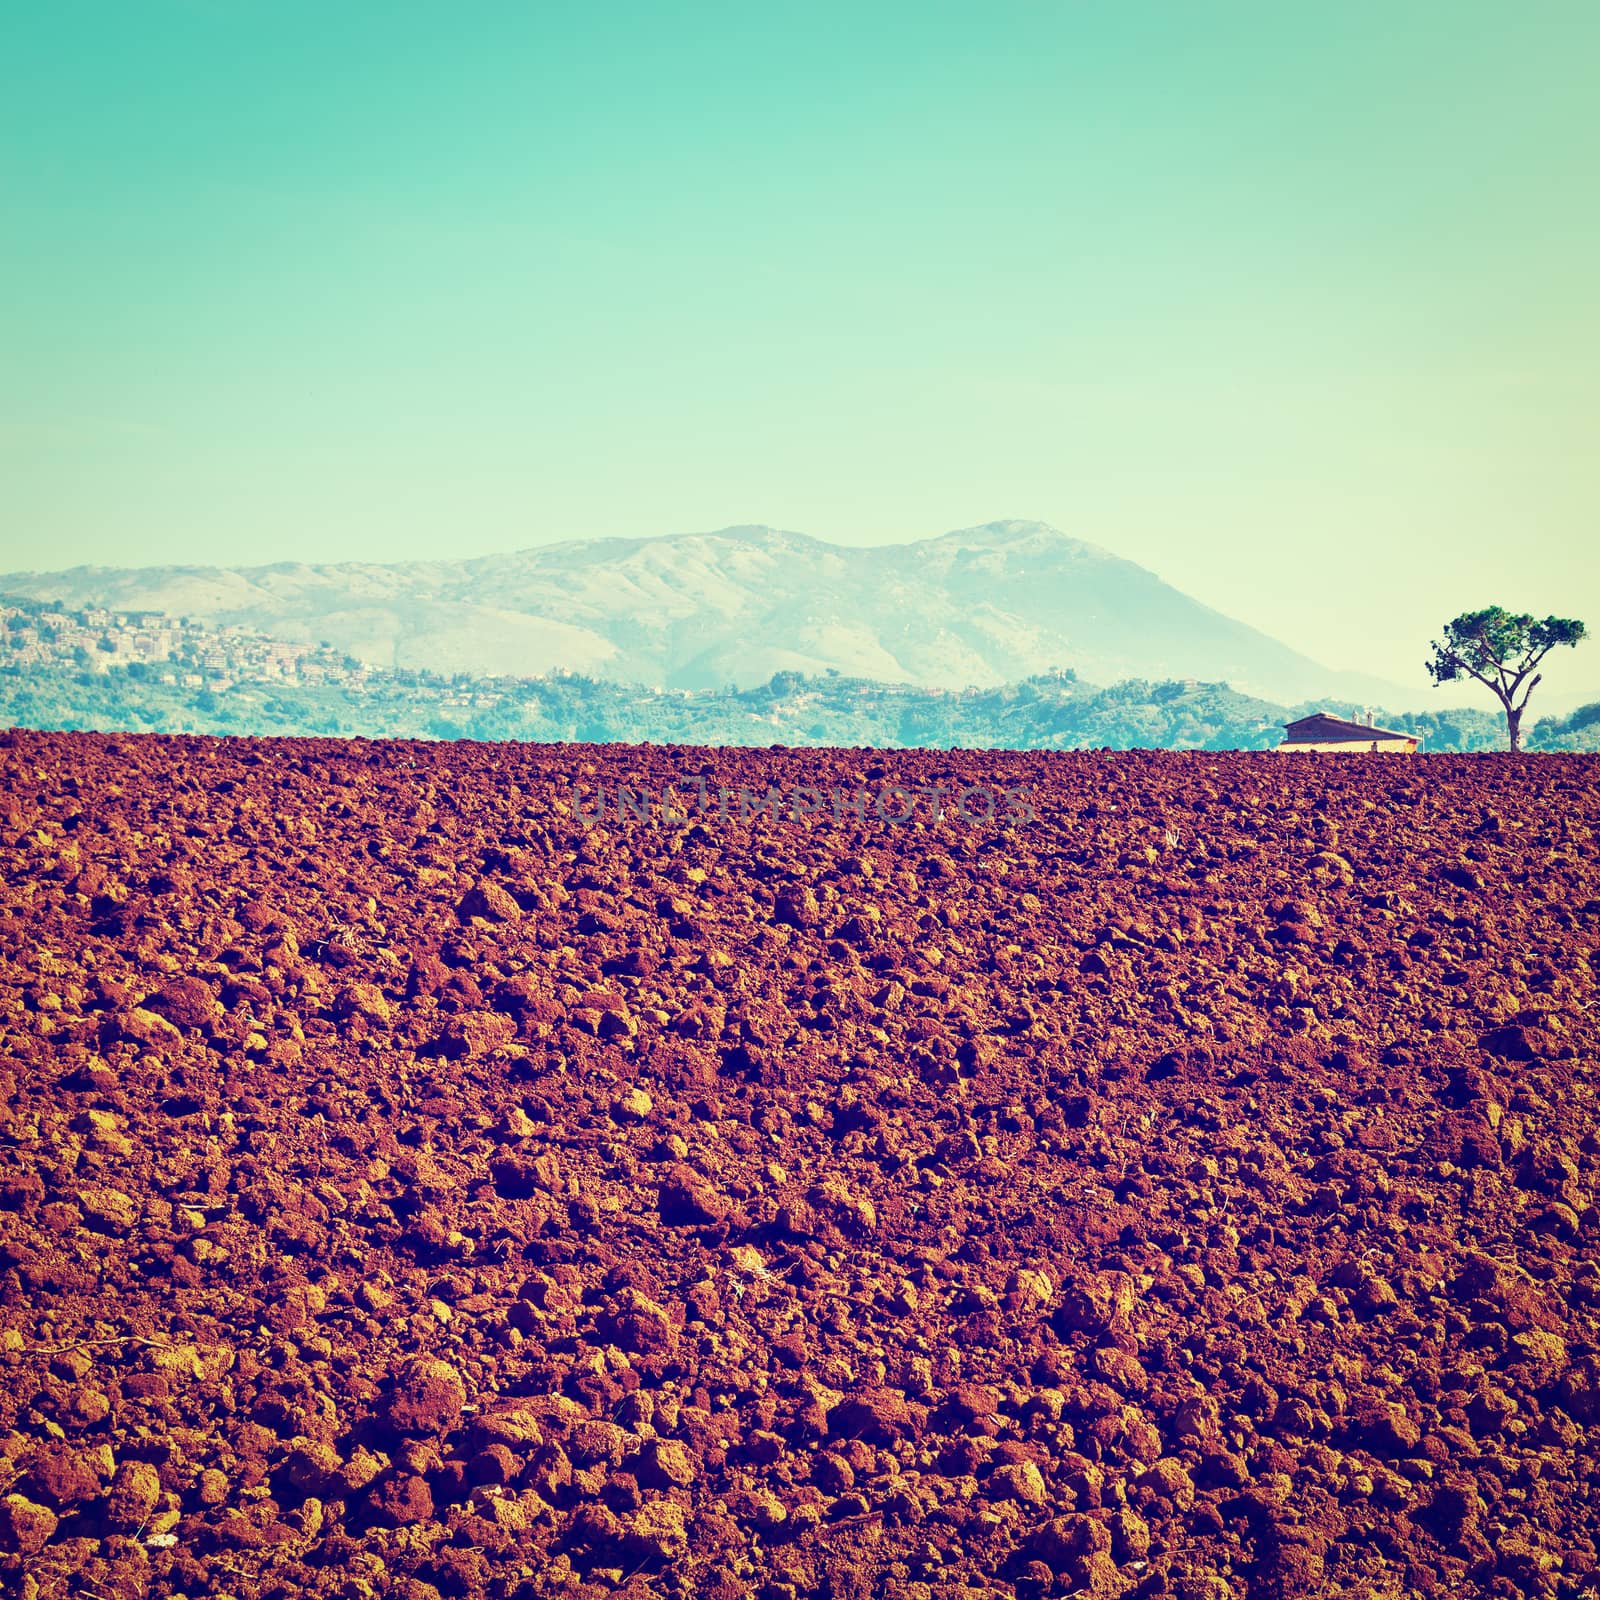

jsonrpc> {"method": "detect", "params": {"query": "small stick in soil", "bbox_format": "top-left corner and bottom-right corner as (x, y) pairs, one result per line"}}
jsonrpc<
(15, 1334), (175, 1356)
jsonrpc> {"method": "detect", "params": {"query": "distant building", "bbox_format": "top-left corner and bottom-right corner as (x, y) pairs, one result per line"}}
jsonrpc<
(1277, 712), (1418, 753)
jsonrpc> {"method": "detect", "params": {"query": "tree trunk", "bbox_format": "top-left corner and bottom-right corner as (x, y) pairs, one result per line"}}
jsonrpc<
(1506, 705), (1523, 753)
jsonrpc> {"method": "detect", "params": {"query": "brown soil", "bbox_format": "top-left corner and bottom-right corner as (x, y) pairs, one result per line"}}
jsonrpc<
(1, 730), (1597, 1600)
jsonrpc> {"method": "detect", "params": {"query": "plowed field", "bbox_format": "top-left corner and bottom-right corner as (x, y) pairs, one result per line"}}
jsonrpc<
(2, 732), (1597, 1600)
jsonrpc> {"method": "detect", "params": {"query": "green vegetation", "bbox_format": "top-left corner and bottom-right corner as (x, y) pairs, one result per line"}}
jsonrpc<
(1529, 701), (1600, 753)
(10, 592), (1582, 751)
(0, 660), (1529, 751)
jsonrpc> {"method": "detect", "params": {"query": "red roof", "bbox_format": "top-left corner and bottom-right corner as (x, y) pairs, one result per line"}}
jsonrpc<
(1282, 713), (1415, 743)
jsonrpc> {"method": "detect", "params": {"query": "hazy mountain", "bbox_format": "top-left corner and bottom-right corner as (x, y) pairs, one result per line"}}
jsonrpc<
(0, 520), (1410, 703)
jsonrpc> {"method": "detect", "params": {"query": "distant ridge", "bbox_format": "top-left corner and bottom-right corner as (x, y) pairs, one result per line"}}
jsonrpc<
(0, 520), (1410, 704)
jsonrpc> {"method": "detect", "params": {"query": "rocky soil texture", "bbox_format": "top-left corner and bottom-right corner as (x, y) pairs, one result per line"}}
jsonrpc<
(1, 731), (1597, 1600)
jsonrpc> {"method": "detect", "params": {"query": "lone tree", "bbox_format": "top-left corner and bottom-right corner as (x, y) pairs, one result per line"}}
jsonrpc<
(1426, 607), (1587, 753)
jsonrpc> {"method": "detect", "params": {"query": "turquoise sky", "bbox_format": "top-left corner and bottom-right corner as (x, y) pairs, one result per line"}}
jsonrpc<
(3, 1), (1597, 702)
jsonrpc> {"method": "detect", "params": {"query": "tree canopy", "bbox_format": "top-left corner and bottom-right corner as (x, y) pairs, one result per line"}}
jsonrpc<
(1426, 607), (1587, 752)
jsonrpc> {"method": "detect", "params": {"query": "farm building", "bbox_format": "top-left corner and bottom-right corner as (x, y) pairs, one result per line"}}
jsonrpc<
(1277, 712), (1419, 753)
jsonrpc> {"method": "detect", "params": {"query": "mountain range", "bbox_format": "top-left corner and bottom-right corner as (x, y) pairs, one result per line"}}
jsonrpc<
(0, 520), (1409, 704)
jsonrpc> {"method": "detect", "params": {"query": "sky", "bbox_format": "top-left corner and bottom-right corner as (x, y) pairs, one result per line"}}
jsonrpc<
(3, 1), (1597, 705)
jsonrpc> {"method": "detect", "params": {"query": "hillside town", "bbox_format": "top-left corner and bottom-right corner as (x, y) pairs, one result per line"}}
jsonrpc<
(0, 598), (368, 693)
